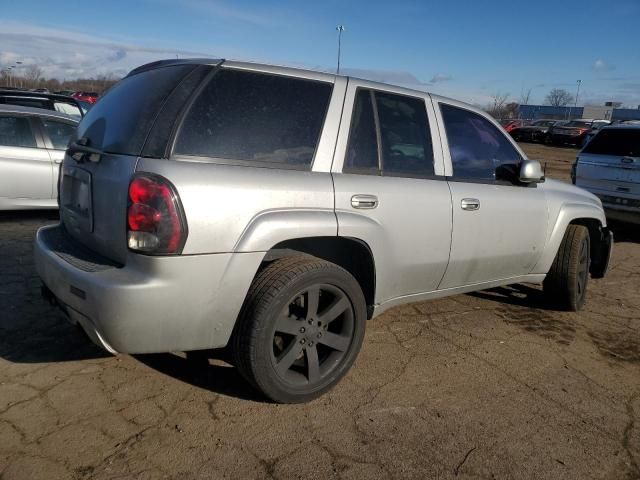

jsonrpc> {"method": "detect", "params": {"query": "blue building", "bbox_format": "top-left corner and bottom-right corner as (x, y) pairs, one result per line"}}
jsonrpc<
(518, 104), (640, 121)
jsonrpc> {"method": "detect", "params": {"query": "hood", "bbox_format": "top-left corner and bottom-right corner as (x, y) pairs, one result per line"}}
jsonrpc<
(543, 178), (602, 207)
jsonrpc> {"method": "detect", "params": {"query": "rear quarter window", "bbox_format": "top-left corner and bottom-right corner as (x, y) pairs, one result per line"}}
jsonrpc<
(583, 129), (640, 157)
(173, 69), (333, 168)
(75, 64), (196, 155)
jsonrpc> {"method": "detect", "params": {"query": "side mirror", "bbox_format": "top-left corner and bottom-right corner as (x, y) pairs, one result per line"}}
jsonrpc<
(519, 160), (545, 183)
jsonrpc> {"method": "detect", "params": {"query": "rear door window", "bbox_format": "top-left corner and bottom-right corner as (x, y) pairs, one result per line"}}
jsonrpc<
(42, 119), (76, 149)
(583, 129), (640, 157)
(345, 90), (379, 173)
(174, 69), (332, 168)
(75, 64), (196, 155)
(440, 104), (522, 181)
(0, 116), (37, 148)
(344, 88), (434, 177)
(375, 92), (434, 177)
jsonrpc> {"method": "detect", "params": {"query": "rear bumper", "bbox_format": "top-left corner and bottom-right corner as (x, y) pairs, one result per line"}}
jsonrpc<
(35, 224), (263, 354)
(603, 207), (640, 224)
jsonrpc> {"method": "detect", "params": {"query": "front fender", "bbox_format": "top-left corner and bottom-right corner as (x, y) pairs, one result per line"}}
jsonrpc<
(531, 202), (606, 274)
(233, 209), (337, 252)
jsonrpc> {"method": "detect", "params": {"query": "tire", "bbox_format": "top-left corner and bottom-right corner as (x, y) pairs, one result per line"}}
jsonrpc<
(231, 255), (367, 403)
(543, 225), (591, 311)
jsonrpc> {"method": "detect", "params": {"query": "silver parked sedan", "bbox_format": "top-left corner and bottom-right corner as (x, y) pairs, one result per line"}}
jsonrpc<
(0, 105), (78, 210)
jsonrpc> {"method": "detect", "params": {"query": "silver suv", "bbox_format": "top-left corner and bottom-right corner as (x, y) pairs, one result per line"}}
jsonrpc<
(35, 59), (612, 403)
(573, 124), (640, 224)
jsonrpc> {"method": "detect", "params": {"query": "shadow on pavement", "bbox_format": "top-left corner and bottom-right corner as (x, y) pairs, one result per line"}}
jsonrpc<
(609, 220), (640, 244)
(468, 284), (558, 310)
(135, 351), (265, 402)
(0, 210), (59, 222)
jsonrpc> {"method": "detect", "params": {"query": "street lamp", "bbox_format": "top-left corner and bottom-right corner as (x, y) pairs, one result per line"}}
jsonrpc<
(336, 25), (345, 74)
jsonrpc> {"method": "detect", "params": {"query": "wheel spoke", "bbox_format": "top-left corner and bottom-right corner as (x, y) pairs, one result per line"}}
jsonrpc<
(318, 331), (350, 352)
(306, 286), (320, 319)
(305, 345), (320, 383)
(275, 313), (303, 336)
(318, 296), (350, 325)
(276, 340), (302, 374)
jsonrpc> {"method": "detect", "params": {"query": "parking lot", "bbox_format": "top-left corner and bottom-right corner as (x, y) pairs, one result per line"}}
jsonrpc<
(0, 144), (638, 480)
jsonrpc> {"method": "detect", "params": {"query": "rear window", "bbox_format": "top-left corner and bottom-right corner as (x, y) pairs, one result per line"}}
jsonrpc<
(583, 129), (640, 157)
(174, 69), (332, 168)
(75, 65), (195, 155)
(2, 97), (50, 110)
(566, 121), (590, 128)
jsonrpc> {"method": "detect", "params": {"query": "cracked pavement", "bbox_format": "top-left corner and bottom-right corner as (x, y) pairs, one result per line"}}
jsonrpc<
(1, 145), (639, 479)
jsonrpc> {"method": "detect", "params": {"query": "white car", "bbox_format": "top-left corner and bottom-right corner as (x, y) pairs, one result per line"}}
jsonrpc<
(0, 105), (78, 210)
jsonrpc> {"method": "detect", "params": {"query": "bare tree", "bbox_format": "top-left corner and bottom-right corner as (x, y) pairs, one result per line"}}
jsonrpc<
(545, 88), (573, 107)
(23, 65), (44, 87)
(519, 87), (532, 105)
(486, 92), (512, 118)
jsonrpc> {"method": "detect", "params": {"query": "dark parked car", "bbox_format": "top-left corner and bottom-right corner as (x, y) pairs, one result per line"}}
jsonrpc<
(510, 120), (558, 143)
(548, 119), (609, 147)
(0, 90), (85, 119)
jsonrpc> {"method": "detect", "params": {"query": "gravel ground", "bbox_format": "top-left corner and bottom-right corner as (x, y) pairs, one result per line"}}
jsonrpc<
(1, 144), (639, 480)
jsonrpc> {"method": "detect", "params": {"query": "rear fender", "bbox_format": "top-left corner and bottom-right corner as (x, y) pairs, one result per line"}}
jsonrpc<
(233, 209), (337, 252)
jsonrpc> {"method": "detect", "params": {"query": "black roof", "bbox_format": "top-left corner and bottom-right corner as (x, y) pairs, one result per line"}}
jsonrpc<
(0, 89), (83, 104)
(126, 58), (224, 77)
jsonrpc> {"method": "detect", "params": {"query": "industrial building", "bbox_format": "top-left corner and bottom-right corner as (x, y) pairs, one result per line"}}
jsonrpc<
(518, 103), (640, 121)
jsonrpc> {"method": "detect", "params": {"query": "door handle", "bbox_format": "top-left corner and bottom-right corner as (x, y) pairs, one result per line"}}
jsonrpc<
(351, 194), (378, 209)
(53, 159), (63, 164)
(461, 198), (480, 211)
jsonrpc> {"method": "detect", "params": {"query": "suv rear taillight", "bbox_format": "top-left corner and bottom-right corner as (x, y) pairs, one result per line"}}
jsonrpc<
(127, 174), (187, 254)
(571, 158), (578, 184)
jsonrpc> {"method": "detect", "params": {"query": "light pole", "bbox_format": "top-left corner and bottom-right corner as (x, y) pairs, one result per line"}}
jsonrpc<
(336, 25), (345, 74)
(574, 79), (581, 116)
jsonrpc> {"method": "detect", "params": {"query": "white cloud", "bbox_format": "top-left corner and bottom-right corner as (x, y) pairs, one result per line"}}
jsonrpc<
(0, 22), (214, 79)
(430, 73), (452, 83)
(593, 58), (615, 72)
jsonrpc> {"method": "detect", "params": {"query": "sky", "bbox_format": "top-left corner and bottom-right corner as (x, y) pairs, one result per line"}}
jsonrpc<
(1, 0), (639, 107)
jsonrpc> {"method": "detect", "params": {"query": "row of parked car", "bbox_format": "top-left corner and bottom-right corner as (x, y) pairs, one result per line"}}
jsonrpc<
(0, 89), (95, 119)
(500, 118), (620, 147)
(13, 87), (100, 104)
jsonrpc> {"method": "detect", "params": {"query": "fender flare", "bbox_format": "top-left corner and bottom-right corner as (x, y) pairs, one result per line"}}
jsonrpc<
(233, 209), (338, 252)
(532, 202), (606, 275)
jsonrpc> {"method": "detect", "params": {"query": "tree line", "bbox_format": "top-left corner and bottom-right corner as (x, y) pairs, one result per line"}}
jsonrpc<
(485, 88), (578, 119)
(0, 65), (120, 94)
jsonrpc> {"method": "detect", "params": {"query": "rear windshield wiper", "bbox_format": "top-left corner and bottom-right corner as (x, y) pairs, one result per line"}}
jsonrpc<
(67, 137), (102, 163)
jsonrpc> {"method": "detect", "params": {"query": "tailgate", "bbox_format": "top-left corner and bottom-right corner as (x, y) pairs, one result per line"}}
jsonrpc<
(58, 62), (215, 264)
(576, 153), (640, 196)
(60, 153), (137, 265)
